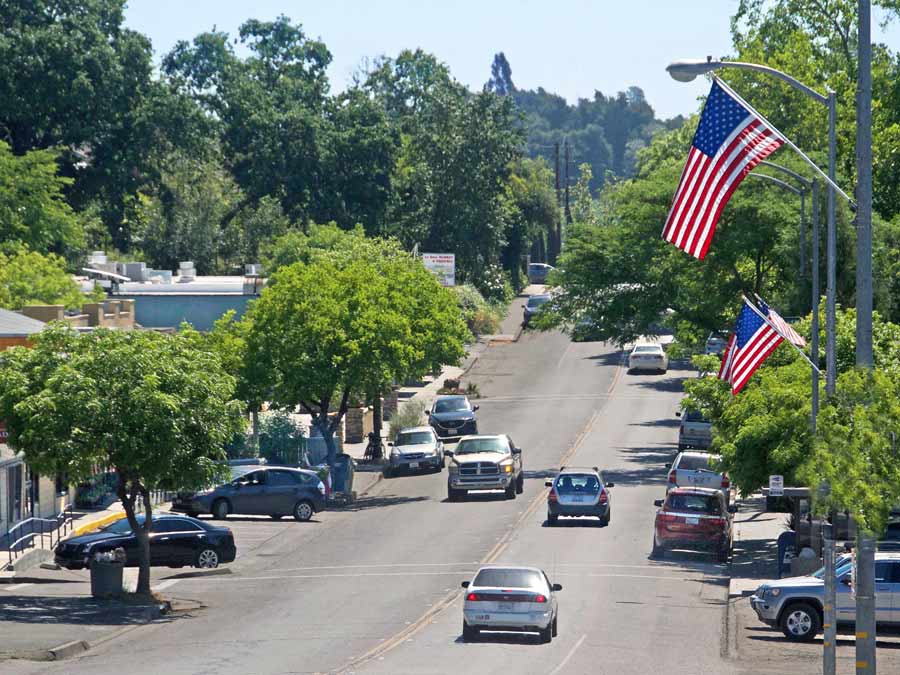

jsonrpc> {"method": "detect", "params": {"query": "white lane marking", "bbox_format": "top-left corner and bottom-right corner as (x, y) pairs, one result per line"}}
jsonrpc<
(263, 562), (480, 573)
(555, 341), (573, 370)
(549, 633), (587, 675)
(2, 583), (33, 591)
(152, 579), (180, 591)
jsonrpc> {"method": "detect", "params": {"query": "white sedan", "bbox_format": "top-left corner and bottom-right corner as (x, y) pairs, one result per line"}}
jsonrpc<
(628, 343), (668, 373)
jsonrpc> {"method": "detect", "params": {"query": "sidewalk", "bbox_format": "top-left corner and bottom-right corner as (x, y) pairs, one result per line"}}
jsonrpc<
(726, 495), (900, 673)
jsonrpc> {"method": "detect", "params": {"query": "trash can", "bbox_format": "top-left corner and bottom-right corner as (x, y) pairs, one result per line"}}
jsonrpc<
(90, 560), (124, 598)
(332, 453), (356, 495)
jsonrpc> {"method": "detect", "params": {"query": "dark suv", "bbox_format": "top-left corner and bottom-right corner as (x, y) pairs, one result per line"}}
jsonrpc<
(428, 395), (479, 440)
(172, 466), (326, 522)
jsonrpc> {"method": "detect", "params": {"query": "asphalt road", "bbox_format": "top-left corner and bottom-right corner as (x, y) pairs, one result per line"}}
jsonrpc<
(14, 324), (736, 675)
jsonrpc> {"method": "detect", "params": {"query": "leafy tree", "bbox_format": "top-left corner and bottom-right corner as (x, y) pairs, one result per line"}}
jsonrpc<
(502, 157), (558, 288)
(0, 142), (84, 254)
(485, 52), (515, 96)
(244, 254), (468, 466)
(0, 326), (242, 594)
(0, 247), (98, 310)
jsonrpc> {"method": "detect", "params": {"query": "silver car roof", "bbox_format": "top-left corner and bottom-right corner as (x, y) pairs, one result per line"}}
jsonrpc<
(397, 426), (435, 435)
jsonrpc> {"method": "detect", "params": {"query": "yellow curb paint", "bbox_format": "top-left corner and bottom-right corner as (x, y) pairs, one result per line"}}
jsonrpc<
(856, 631), (869, 639)
(72, 512), (125, 537)
(857, 661), (868, 669)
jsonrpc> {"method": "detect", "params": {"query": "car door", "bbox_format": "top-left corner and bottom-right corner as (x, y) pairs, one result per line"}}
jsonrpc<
(875, 560), (900, 623)
(149, 520), (183, 566)
(267, 470), (300, 515)
(231, 470), (268, 515)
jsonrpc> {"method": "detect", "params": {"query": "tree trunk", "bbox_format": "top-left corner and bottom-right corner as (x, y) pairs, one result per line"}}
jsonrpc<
(313, 416), (338, 469)
(250, 407), (260, 455)
(372, 393), (383, 460)
(117, 475), (153, 596)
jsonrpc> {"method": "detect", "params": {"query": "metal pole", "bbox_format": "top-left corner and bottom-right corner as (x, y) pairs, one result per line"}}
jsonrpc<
(800, 188), (807, 285)
(856, 4), (876, 674)
(811, 178), (820, 433)
(823, 519), (836, 675)
(826, 91), (838, 397)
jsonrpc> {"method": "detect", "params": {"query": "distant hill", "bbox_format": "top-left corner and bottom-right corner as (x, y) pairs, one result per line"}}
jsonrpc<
(485, 52), (684, 192)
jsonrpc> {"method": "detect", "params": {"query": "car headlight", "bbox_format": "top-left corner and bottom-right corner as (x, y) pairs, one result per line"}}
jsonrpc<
(768, 588), (781, 597)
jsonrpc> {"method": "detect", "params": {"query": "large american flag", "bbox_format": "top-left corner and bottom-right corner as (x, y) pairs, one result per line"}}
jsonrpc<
(663, 80), (785, 259)
(718, 299), (805, 394)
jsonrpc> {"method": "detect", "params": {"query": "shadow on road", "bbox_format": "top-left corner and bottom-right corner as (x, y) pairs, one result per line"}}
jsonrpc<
(584, 351), (623, 366)
(630, 377), (686, 393)
(542, 518), (605, 528)
(0, 595), (170, 626)
(603, 465), (667, 487)
(335, 495), (429, 511)
(441, 492), (508, 504)
(629, 418), (680, 429)
(455, 631), (543, 645)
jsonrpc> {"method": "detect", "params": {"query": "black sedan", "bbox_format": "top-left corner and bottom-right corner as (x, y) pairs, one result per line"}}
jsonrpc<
(54, 514), (236, 570)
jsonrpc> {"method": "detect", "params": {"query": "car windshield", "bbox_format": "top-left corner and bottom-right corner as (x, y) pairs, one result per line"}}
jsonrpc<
(434, 398), (469, 413)
(683, 410), (709, 423)
(811, 557), (853, 579)
(102, 518), (141, 535)
(666, 494), (722, 514)
(473, 568), (544, 589)
(396, 431), (434, 446)
(555, 474), (601, 493)
(677, 454), (717, 471)
(527, 296), (551, 308)
(634, 345), (660, 353)
(455, 437), (509, 455)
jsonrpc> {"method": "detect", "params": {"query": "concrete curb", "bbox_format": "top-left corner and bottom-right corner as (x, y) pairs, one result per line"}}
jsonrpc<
(71, 512), (125, 537)
(48, 639), (90, 661)
(163, 566), (232, 580)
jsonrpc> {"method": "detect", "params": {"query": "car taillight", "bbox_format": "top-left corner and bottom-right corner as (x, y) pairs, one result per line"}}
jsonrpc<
(467, 592), (480, 601)
(658, 512), (678, 523)
(598, 490), (608, 504)
(721, 475), (730, 489)
(534, 594), (547, 603)
(668, 471), (677, 484)
(548, 491), (558, 504)
(709, 518), (726, 527)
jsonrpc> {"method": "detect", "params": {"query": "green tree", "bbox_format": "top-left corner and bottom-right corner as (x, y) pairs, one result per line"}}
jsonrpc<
(245, 254), (468, 466)
(0, 247), (98, 310)
(0, 326), (242, 594)
(0, 142), (84, 254)
(502, 157), (558, 288)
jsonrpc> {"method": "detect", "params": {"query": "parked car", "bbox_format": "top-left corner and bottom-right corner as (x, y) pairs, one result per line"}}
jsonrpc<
(545, 466), (614, 525)
(527, 263), (555, 284)
(55, 514), (236, 570)
(676, 409), (712, 450)
(750, 553), (900, 641)
(446, 435), (523, 501)
(628, 343), (668, 373)
(428, 395), (479, 440)
(571, 314), (603, 342)
(878, 521), (900, 551)
(387, 426), (444, 475)
(461, 566), (562, 643)
(523, 294), (552, 325)
(666, 451), (729, 502)
(704, 332), (730, 356)
(651, 487), (736, 562)
(171, 466), (326, 522)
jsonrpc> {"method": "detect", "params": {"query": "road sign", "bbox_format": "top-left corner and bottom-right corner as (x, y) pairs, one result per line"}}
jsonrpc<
(769, 474), (784, 497)
(421, 253), (455, 287)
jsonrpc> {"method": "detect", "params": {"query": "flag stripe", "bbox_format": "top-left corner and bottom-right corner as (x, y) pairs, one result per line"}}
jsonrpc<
(732, 334), (783, 393)
(718, 333), (736, 381)
(664, 149), (708, 244)
(731, 330), (782, 387)
(662, 150), (700, 241)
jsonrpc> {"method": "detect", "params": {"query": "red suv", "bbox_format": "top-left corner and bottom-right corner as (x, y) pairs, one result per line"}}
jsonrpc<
(651, 487), (736, 562)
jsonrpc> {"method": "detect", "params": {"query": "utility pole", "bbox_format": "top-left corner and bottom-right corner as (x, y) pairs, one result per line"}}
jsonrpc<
(564, 139), (572, 239)
(552, 142), (561, 264)
(855, 2), (875, 674)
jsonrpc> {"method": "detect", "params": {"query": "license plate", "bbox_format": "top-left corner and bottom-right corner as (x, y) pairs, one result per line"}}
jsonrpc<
(409, 462), (419, 469)
(475, 614), (491, 621)
(686, 517), (699, 525)
(571, 496), (586, 502)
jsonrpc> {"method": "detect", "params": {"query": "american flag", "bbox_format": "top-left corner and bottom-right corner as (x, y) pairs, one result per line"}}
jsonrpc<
(718, 299), (804, 394)
(663, 80), (785, 259)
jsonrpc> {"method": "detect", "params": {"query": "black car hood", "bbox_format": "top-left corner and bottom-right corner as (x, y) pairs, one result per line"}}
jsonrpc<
(63, 531), (130, 547)
(430, 411), (475, 422)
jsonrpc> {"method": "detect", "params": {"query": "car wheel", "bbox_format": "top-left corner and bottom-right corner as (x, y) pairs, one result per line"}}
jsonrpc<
(547, 512), (558, 526)
(539, 622), (552, 643)
(462, 620), (479, 641)
(600, 511), (610, 527)
(195, 547), (219, 569)
(552, 614), (558, 637)
(716, 544), (730, 563)
(505, 482), (517, 500)
(780, 602), (821, 641)
(293, 500), (314, 522)
(651, 536), (665, 559)
(212, 499), (229, 520)
(448, 486), (462, 502)
(515, 473), (524, 494)
(383, 466), (393, 478)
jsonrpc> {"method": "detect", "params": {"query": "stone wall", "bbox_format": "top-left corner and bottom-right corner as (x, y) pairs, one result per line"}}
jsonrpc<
(345, 406), (374, 444)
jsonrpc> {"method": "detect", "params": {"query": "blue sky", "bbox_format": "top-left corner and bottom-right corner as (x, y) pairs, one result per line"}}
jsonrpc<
(124, 0), (900, 120)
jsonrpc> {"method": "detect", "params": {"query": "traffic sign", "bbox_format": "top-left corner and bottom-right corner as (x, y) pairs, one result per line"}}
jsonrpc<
(769, 474), (784, 497)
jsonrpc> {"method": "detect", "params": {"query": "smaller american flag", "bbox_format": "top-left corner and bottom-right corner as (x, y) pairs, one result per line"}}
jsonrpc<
(718, 299), (803, 394)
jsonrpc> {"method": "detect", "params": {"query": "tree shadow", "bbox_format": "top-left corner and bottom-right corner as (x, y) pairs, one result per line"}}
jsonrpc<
(629, 418), (681, 429)
(0, 595), (172, 626)
(335, 495), (430, 511)
(584, 351), (625, 366)
(630, 377), (686, 393)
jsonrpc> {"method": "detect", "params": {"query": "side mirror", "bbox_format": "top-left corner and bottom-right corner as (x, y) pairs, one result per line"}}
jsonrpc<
(473, 405), (480, 411)
(654, 499), (664, 507)
(675, 411), (682, 417)
(605, 482), (615, 488)
(551, 583), (563, 592)
(512, 447), (522, 455)
(461, 581), (470, 588)
(545, 480), (553, 488)
(728, 505), (738, 514)
(664, 463), (672, 469)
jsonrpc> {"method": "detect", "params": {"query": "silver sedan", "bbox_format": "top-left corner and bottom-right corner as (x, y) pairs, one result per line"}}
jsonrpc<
(461, 566), (562, 643)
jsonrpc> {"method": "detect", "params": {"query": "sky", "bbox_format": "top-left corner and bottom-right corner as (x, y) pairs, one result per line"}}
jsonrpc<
(124, 0), (900, 121)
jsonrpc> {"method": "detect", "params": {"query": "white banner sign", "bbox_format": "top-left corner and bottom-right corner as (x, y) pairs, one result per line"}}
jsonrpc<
(768, 475), (784, 497)
(422, 253), (455, 287)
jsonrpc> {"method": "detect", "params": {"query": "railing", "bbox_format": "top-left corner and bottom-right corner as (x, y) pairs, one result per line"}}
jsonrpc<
(3, 504), (74, 567)
(135, 489), (176, 513)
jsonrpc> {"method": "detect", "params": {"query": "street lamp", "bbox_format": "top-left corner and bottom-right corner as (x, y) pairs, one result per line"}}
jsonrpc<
(666, 57), (838, 400)
(667, 57), (838, 675)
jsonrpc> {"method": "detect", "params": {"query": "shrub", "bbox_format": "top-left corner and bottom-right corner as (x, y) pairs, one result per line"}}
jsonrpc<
(388, 399), (428, 441)
(470, 308), (501, 335)
(475, 264), (515, 304)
